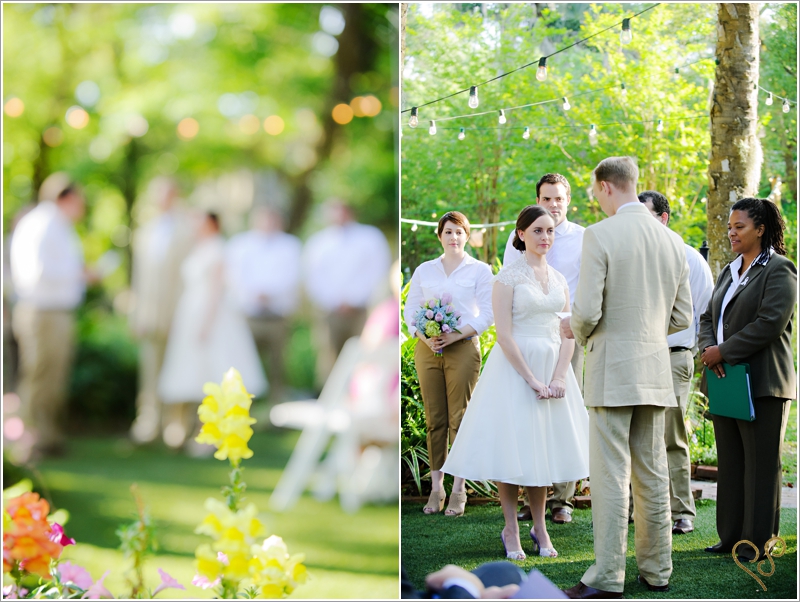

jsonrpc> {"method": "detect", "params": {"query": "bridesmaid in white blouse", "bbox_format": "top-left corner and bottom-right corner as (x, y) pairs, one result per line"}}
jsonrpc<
(403, 211), (494, 517)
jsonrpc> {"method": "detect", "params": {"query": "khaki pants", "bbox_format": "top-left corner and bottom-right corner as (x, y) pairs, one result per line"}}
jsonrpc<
(414, 337), (481, 471)
(247, 315), (288, 401)
(130, 334), (168, 443)
(582, 405), (672, 592)
(12, 305), (76, 450)
(665, 349), (695, 520)
(314, 308), (367, 388)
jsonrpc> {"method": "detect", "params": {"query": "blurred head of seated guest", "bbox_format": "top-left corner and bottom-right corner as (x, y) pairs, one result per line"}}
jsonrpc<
(198, 211), (221, 238)
(251, 205), (285, 233)
(323, 197), (355, 227)
(55, 184), (86, 223)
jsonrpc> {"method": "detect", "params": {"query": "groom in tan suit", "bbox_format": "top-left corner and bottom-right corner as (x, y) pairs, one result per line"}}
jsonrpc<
(561, 157), (692, 598)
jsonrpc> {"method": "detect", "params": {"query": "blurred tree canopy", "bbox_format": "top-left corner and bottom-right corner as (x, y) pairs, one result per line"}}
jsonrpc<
(400, 2), (796, 275)
(4, 2), (399, 284)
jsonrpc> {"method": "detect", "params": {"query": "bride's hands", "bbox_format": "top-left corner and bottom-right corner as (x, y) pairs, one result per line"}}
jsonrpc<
(527, 377), (550, 399)
(548, 378), (566, 399)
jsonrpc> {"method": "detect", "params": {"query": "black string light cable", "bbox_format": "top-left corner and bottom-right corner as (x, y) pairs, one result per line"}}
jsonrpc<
(402, 3), (661, 116)
(756, 84), (796, 112)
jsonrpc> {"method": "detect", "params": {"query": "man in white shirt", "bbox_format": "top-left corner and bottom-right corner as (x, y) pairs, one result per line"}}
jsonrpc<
(503, 173), (584, 525)
(10, 180), (88, 457)
(128, 177), (195, 444)
(226, 205), (302, 402)
(302, 199), (391, 387)
(639, 190), (713, 536)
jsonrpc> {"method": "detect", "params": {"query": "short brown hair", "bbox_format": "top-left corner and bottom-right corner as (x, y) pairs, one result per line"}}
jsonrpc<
(512, 205), (554, 251)
(437, 211), (470, 237)
(593, 156), (639, 192)
(536, 173), (571, 199)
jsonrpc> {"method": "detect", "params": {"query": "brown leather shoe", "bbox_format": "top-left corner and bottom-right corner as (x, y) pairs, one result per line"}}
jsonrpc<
(637, 575), (669, 592)
(517, 504), (532, 521)
(563, 582), (623, 599)
(551, 508), (573, 524)
(672, 518), (693, 534)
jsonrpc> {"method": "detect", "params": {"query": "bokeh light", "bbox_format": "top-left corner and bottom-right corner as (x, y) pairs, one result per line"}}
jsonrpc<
(263, 115), (285, 135)
(360, 95), (382, 117)
(350, 96), (365, 117)
(75, 81), (101, 107)
(3, 392), (21, 414)
(4, 417), (24, 441)
(319, 6), (345, 35)
(65, 105), (90, 129)
(4, 97), (24, 117)
(332, 103), (353, 124)
(177, 117), (199, 140)
(126, 114), (149, 137)
(239, 114), (261, 135)
(43, 126), (64, 147)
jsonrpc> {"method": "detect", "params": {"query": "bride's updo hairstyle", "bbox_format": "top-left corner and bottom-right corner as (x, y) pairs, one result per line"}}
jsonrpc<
(512, 205), (554, 251)
(437, 211), (471, 238)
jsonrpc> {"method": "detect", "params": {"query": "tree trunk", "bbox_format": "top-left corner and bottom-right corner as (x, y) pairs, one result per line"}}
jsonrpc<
(401, 3), (408, 69)
(707, 3), (762, 278)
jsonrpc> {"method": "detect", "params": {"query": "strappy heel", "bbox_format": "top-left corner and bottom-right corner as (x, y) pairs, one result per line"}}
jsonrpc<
(530, 531), (558, 557)
(501, 531), (526, 561)
(444, 491), (467, 516)
(422, 489), (446, 514)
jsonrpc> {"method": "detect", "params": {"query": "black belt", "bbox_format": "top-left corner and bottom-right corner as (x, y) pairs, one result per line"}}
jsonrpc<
(669, 346), (690, 353)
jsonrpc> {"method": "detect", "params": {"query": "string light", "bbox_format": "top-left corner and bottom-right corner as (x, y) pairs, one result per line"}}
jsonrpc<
(411, 223), (418, 231)
(562, 97), (571, 111)
(458, 127), (466, 140)
(498, 109), (507, 124)
(766, 93), (773, 106)
(783, 99), (791, 113)
(588, 124), (598, 146)
(656, 119), (664, 132)
(409, 107), (419, 128)
(523, 126), (530, 139)
(536, 57), (548, 82)
(429, 120), (437, 135)
(620, 83), (627, 101)
(620, 18), (632, 44)
(468, 86), (479, 109)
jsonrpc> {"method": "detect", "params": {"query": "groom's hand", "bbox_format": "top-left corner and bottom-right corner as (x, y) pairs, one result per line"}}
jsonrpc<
(560, 316), (575, 339)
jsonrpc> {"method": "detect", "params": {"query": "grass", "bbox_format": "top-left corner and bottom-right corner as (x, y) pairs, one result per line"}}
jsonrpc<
(9, 431), (398, 599)
(401, 499), (797, 598)
(782, 402), (797, 487)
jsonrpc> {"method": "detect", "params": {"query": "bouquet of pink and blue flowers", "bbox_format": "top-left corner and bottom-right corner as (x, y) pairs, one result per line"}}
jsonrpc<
(413, 293), (462, 356)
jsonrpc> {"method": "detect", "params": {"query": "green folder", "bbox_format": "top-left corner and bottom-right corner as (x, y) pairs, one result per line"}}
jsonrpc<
(706, 363), (755, 422)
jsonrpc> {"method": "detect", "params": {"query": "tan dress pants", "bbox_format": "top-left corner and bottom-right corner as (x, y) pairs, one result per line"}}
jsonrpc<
(414, 337), (481, 471)
(582, 405), (672, 592)
(314, 307), (367, 388)
(247, 315), (288, 401)
(12, 305), (76, 450)
(130, 334), (168, 443)
(665, 349), (696, 520)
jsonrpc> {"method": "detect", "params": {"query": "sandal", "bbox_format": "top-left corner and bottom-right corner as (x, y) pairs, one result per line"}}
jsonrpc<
(423, 489), (446, 514)
(444, 491), (467, 517)
(530, 531), (558, 557)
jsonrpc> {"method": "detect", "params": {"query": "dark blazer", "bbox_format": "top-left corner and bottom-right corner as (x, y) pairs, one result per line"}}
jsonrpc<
(698, 253), (797, 400)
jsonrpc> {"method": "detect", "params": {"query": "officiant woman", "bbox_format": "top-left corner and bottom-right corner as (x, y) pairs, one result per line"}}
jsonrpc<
(403, 211), (493, 518)
(698, 197), (796, 561)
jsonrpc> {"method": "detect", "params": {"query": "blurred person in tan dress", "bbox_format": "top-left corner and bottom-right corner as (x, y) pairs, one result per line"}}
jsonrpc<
(128, 177), (195, 444)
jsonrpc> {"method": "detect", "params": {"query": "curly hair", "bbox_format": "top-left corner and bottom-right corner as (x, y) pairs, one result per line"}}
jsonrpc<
(730, 197), (787, 256)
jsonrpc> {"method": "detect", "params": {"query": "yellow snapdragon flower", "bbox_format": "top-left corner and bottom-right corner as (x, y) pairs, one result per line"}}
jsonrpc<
(247, 535), (308, 598)
(196, 368), (258, 462)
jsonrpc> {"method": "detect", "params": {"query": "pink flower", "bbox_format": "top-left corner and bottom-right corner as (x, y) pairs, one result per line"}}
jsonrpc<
(425, 309), (434, 320)
(3, 584), (28, 599)
(441, 293), (453, 305)
(50, 523), (76, 547)
(152, 568), (185, 597)
(57, 561), (93, 590)
(442, 324), (452, 333)
(217, 551), (229, 565)
(434, 313), (443, 322)
(445, 304), (454, 313)
(191, 573), (221, 590)
(81, 570), (114, 599)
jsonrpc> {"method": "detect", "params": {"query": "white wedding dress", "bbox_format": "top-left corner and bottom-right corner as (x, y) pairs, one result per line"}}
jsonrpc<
(158, 236), (267, 403)
(442, 256), (589, 486)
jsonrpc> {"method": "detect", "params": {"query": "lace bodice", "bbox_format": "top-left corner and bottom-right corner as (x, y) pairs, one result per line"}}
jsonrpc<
(493, 256), (569, 343)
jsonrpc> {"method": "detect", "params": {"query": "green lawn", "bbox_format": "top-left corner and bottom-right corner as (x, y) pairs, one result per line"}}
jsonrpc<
(401, 499), (797, 598)
(11, 432), (398, 599)
(782, 401), (797, 487)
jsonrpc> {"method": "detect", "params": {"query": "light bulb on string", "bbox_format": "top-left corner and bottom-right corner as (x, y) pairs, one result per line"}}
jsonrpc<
(468, 86), (479, 109)
(656, 119), (664, 132)
(783, 100), (791, 113)
(458, 127), (466, 140)
(498, 109), (507, 124)
(411, 223), (418, 232)
(620, 18), (632, 44)
(562, 97), (571, 111)
(429, 120), (437, 135)
(409, 107), (419, 128)
(588, 124), (598, 146)
(522, 126), (530, 140)
(536, 57), (547, 82)
(766, 93), (773, 106)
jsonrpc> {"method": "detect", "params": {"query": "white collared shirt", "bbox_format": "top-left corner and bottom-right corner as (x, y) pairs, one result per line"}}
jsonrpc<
(668, 243), (713, 350)
(716, 249), (774, 344)
(404, 254), (494, 337)
(503, 218), (585, 303)
(225, 230), (303, 317)
(302, 221), (391, 312)
(10, 201), (85, 310)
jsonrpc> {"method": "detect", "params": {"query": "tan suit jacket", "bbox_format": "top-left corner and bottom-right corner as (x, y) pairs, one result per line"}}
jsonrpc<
(572, 203), (692, 408)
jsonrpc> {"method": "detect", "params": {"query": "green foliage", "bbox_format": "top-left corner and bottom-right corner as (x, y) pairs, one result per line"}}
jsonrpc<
(116, 485), (158, 599)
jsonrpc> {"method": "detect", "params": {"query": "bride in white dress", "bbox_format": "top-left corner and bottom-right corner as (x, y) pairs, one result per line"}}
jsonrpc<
(442, 205), (589, 561)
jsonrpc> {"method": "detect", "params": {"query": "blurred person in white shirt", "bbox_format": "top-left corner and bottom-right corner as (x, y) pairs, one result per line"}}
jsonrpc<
(128, 177), (195, 444)
(9, 178), (90, 457)
(226, 205), (302, 402)
(302, 199), (391, 387)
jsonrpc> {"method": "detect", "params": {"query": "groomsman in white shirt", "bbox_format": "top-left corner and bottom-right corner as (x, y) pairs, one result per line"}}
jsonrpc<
(638, 190), (713, 535)
(302, 199), (391, 387)
(10, 178), (89, 457)
(226, 205), (302, 402)
(503, 173), (584, 525)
